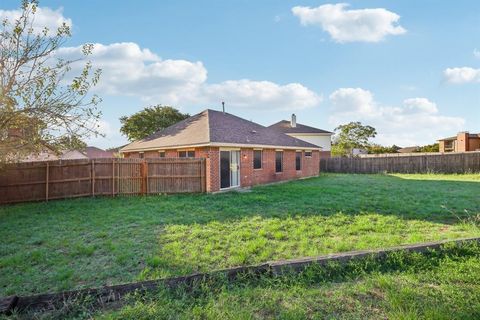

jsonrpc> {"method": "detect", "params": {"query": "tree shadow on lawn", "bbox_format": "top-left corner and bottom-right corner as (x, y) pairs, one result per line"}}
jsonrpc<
(143, 173), (480, 226)
(1, 173), (478, 227)
(0, 173), (479, 295)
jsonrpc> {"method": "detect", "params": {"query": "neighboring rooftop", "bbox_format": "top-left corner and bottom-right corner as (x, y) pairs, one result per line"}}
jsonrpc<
(85, 146), (115, 158)
(121, 109), (320, 152)
(397, 146), (420, 153)
(438, 133), (480, 141)
(269, 117), (333, 135)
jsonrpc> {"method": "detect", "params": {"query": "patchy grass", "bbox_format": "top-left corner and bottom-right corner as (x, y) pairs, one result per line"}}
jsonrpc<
(0, 173), (479, 296)
(13, 242), (480, 320)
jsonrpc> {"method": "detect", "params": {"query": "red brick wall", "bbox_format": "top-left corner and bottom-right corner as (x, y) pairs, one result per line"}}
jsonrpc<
(469, 138), (480, 151)
(240, 148), (319, 189)
(197, 147), (220, 192)
(123, 147), (319, 192)
(319, 151), (331, 159)
(457, 132), (469, 152)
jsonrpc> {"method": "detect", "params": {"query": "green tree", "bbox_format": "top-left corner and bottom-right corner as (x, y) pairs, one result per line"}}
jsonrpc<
(417, 143), (439, 153)
(120, 106), (189, 141)
(367, 144), (401, 154)
(53, 135), (87, 150)
(0, 0), (101, 165)
(332, 122), (377, 156)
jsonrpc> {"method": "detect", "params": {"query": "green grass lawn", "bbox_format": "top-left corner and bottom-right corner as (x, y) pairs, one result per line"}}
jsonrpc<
(95, 242), (480, 320)
(14, 241), (480, 320)
(0, 173), (479, 297)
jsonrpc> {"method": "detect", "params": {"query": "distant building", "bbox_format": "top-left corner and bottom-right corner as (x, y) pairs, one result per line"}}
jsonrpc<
(438, 132), (480, 152)
(269, 114), (333, 158)
(85, 146), (115, 158)
(397, 146), (420, 153)
(19, 146), (114, 162)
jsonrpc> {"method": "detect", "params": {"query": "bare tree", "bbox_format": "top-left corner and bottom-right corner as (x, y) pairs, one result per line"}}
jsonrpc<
(0, 0), (102, 165)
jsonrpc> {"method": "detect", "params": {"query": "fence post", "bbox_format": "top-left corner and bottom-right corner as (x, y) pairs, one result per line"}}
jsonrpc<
(45, 162), (49, 202)
(201, 158), (206, 192)
(91, 160), (95, 197)
(141, 160), (147, 195)
(112, 159), (115, 196)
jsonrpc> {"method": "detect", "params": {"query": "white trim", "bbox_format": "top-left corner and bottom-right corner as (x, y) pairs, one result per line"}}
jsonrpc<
(219, 147), (241, 151)
(120, 142), (321, 154)
(210, 142), (320, 151)
(286, 133), (333, 137)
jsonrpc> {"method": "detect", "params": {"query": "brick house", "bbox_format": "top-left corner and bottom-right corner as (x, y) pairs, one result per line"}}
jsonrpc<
(269, 114), (333, 158)
(438, 132), (480, 152)
(120, 109), (321, 192)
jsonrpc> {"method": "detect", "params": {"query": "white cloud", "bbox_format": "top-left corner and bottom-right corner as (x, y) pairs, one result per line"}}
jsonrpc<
(474, 49), (480, 59)
(0, 5), (72, 35)
(402, 98), (438, 114)
(292, 3), (406, 43)
(443, 67), (480, 84)
(202, 80), (322, 110)
(329, 88), (376, 114)
(329, 88), (465, 146)
(56, 42), (322, 111)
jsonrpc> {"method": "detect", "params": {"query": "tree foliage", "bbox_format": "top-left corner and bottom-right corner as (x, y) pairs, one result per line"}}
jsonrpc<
(0, 0), (101, 165)
(367, 144), (401, 154)
(417, 143), (439, 153)
(120, 105), (190, 141)
(332, 121), (377, 156)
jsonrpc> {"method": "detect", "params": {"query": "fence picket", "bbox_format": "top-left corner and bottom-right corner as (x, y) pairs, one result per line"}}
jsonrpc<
(320, 152), (480, 174)
(0, 158), (206, 204)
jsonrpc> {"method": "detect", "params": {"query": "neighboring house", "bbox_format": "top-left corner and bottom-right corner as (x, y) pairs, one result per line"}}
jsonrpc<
(351, 148), (368, 156)
(85, 146), (115, 158)
(121, 109), (321, 192)
(60, 150), (89, 160)
(269, 114), (333, 158)
(19, 146), (113, 162)
(398, 146), (420, 153)
(438, 132), (480, 152)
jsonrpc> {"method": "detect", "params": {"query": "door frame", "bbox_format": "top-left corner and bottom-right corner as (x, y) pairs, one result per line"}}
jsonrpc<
(219, 148), (241, 190)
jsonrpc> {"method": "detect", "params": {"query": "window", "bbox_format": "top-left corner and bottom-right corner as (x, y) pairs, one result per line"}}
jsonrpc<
(444, 141), (454, 151)
(178, 150), (195, 158)
(139, 152), (144, 159)
(295, 152), (302, 171)
(275, 151), (283, 173)
(305, 151), (312, 157)
(159, 151), (165, 158)
(253, 150), (262, 169)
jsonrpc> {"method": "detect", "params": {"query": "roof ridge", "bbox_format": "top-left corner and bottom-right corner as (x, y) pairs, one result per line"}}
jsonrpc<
(206, 109), (211, 143)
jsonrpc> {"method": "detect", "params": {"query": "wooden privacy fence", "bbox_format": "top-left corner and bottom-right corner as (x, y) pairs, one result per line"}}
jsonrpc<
(320, 152), (480, 174)
(0, 158), (206, 205)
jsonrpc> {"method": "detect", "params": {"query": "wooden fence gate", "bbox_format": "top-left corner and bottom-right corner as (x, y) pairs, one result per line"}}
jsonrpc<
(0, 158), (206, 205)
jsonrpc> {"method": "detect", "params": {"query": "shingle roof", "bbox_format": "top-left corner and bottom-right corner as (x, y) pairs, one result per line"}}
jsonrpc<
(269, 120), (333, 134)
(121, 109), (320, 152)
(438, 133), (480, 141)
(85, 146), (115, 158)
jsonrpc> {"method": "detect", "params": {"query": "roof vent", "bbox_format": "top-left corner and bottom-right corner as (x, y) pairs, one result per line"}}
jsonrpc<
(251, 130), (257, 134)
(291, 114), (297, 128)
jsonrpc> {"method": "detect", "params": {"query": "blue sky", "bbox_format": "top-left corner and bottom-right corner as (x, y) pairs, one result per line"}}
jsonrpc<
(2, 0), (479, 148)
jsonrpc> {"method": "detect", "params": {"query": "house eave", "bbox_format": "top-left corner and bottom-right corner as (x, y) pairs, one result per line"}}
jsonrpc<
(120, 142), (322, 153)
